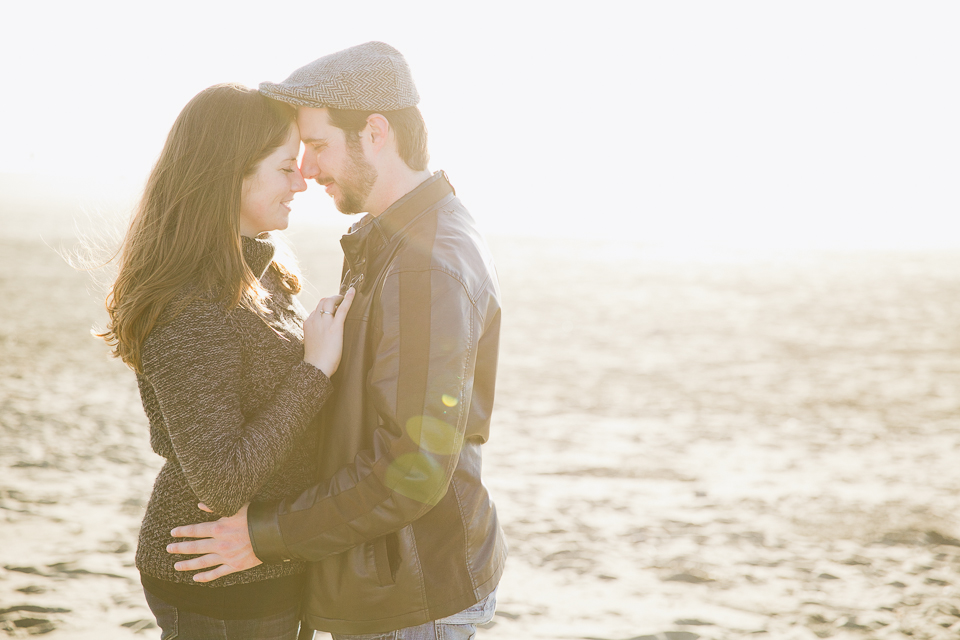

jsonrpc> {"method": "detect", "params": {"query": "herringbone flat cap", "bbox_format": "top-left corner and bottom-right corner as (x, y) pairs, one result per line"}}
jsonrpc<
(259, 41), (419, 111)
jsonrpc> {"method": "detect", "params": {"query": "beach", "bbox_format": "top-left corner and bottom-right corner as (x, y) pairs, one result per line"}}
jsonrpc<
(3, 220), (960, 639)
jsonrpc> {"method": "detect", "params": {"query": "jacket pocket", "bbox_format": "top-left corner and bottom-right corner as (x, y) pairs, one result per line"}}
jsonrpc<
(373, 532), (400, 587)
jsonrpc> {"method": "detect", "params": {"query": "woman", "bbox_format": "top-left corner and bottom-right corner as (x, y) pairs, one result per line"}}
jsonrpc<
(99, 83), (352, 639)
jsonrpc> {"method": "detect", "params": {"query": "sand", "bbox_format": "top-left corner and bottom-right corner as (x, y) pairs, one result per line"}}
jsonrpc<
(3, 223), (960, 639)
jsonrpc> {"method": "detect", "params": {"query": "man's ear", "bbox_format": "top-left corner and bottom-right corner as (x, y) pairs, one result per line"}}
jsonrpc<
(363, 114), (391, 153)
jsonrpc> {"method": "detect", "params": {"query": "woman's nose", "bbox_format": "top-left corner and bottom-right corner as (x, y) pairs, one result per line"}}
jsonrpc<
(292, 167), (307, 192)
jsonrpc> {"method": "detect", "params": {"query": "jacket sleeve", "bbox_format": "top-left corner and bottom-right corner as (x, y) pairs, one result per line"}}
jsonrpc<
(248, 268), (481, 562)
(141, 298), (332, 517)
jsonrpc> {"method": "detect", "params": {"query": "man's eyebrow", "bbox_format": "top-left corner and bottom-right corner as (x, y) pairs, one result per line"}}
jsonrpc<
(302, 137), (327, 145)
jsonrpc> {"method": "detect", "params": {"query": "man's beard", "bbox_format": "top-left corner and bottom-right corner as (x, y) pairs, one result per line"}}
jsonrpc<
(334, 137), (378, 214)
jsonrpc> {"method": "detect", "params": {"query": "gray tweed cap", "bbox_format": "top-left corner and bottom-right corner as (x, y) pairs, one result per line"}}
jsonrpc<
(259, 41), (419, 111)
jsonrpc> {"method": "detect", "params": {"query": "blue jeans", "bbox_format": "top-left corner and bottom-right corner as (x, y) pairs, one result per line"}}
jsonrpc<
(144, 589), (301, 640)
(326, 589), (497, 640)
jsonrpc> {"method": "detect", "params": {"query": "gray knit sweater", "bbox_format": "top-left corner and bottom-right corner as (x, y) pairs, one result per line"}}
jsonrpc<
(134, 235), (331, 587)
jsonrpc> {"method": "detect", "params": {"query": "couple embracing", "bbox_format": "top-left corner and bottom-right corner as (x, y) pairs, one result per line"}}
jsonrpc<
(101, 42), (506, 640)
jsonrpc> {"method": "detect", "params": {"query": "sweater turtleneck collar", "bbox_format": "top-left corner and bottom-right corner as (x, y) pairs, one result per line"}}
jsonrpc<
(241, 235), (276, 279)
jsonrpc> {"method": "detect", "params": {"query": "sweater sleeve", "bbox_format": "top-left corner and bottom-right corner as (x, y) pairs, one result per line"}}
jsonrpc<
(140, 298), (332, 517)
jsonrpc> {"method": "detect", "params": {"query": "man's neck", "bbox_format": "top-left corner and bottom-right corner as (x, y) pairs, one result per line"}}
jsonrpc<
(365, 167), (433, 218)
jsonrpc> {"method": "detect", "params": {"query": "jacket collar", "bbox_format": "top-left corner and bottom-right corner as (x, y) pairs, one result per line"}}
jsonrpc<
(340, 171), (455, 277)
(241, 234), (276, 279)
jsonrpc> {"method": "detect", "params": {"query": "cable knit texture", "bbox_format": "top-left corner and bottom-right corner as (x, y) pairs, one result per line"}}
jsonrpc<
(135, 235), (331, 587)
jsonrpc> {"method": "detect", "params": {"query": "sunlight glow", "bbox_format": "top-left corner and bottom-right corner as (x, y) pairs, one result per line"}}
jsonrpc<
(3, 1), (958, 248)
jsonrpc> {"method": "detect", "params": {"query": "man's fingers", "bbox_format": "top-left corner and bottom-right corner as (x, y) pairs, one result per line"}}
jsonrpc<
(173, 553), (223, 572)
(170, 521), (219, 539)
(192, 563), (243, 583)
(166, 538), (220, 556)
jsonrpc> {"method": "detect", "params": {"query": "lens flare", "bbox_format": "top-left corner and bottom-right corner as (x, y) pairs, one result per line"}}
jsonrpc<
(405, 415), (461, 455)
(385, 452), (446, 505)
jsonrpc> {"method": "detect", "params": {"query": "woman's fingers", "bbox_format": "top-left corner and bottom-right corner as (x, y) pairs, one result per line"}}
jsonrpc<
(334, 287), (356, 320)
(311, 288), (354, 320)
(315, 295), (344, 315)
(303, 288), (354, 375)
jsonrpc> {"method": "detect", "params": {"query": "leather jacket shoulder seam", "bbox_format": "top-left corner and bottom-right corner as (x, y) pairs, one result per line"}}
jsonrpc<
(381, 267), (492, 325)
(382, 266), (488, 307)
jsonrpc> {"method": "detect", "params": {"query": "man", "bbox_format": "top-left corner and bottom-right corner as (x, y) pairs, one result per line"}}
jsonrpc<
(167, 42), (507, 638)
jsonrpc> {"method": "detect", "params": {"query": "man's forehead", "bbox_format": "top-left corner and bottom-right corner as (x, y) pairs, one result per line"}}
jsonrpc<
(296, 106), (332, 136)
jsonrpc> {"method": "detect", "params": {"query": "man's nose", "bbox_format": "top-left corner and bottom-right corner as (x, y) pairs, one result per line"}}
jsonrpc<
(300, 153), (318, 180)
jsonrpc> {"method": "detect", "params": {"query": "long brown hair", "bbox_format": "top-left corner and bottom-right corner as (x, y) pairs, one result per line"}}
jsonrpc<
(100, 83), (300, 373)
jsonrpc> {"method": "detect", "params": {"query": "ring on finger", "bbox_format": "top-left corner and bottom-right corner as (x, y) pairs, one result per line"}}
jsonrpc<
(319, 310), (335, 316)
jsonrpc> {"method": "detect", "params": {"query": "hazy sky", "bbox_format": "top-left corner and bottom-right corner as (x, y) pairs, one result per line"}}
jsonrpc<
(2, 1), (958, 247)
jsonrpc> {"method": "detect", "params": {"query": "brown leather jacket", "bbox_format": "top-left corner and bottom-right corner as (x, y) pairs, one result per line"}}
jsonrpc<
(248, 172), (506, 634)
